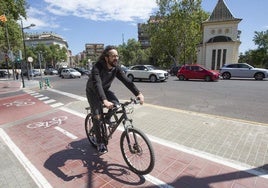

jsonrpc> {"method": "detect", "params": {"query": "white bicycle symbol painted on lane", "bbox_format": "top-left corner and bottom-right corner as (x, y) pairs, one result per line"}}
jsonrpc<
(26, 116), (68, 129)
(3, 99), (35, 107)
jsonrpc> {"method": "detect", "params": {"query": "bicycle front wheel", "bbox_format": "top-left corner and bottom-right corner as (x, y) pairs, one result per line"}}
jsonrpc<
(120, 128), (155, 175)
(85, 113), (97, 147)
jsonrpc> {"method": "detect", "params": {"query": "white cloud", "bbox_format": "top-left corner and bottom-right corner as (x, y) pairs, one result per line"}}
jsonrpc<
(22, 7), (59, 30)
(43, 0), (158, 22)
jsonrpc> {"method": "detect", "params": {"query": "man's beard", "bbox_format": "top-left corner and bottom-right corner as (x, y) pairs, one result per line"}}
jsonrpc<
(108, 59), (117, 67)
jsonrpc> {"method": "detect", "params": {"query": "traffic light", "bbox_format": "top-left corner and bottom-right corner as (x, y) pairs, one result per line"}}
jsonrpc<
(15, 50), (22, 63)
(16, 58), (21, 63)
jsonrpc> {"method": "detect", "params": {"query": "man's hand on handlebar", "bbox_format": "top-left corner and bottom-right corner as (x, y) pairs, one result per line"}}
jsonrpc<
(136, 92), (144, 105)
(103, 99), (114, 109)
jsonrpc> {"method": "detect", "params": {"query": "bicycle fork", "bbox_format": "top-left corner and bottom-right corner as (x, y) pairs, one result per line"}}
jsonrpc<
(124, 123), (141, 154)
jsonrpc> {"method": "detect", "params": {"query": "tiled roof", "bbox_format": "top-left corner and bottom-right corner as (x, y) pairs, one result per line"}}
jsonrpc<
(207, 0), (240, 22)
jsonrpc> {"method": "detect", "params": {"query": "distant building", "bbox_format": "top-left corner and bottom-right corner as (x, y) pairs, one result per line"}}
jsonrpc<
(138, 16), (159, 49)
(24, 32), (70, 68)
(24, 32), (68, 49)
(85, 43), (104, 62)
(138, 23), (150, 49)
(197, 0), (242, 70)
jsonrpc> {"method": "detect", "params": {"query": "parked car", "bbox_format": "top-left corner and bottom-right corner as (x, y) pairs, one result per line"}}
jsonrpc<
(57, 67), (66, 77)
(23, 69), (41, 77)
(219, 63), (268, 80)
(61, 68), (81, 78)
(119, 65), (128, 74)
(176, 64), (220, 81)
(169, 65), (182, 76)
(44, 68), (58, 75)
(73, 67), (90, 75)
(126, 65), (168, 82)
(0, 70), (8, 77)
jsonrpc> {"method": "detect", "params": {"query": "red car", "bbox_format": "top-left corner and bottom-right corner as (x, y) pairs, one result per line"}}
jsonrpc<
(176, 64), (220, 81)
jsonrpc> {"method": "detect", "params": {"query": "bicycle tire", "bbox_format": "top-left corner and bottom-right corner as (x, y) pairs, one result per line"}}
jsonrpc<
(85, 113), (97, 147)
(120, 127), (155, 175)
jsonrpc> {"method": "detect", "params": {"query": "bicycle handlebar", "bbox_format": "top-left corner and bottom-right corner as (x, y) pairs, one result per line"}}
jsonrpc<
(121, 98), (140, 106)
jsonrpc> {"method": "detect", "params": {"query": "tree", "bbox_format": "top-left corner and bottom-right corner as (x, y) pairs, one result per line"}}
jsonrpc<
(0, 0), (27, 51)
(117, 39), (150, 66)
(253, 30), (268, 50)
(0, 0), (28, 69)
(23, 43), (67, 69)
(239, 29), (268, 68)
(148, 0), (208, 67)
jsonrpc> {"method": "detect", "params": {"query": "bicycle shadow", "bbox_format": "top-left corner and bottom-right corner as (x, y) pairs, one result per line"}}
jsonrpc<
(44, 138), (146, 187)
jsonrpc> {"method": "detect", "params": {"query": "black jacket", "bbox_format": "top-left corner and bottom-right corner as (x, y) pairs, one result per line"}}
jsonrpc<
(86, 60), (140, 101)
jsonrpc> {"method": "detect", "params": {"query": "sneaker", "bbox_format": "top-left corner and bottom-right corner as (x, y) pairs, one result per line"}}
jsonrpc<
(97, 143), (108, 154)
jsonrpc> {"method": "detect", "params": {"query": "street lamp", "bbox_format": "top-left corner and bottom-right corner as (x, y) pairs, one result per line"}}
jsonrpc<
(21, 20), (35, 86)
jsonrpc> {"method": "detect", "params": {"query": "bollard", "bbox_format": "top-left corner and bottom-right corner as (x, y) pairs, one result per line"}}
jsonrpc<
(45, 78), (50, 87)
(39, 80), (43, 89)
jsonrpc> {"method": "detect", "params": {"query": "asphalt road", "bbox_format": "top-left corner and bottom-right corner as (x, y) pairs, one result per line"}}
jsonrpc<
(43, 75), (268, 124)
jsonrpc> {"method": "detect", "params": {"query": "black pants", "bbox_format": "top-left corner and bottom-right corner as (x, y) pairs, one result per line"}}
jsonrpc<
(86, 88), (119, 144)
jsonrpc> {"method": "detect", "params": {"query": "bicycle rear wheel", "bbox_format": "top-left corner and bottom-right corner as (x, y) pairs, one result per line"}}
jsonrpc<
(85, 113), (97, 147)
(120, 128), (155, 175)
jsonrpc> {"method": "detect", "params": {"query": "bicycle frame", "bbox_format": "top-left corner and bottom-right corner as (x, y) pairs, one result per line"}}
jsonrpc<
(105, 104), (133, 140)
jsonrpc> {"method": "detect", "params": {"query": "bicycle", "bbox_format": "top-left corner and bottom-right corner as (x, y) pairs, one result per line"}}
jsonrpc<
(85, 98), (155, 175)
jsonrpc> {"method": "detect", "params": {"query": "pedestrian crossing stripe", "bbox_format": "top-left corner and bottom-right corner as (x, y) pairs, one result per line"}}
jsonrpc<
(24, 90), (64, 108)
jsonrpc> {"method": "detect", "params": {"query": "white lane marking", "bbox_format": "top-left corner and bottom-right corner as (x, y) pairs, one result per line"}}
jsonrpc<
(144, 175), (174, 188)
(50, 102), (64, 108)
(54, 126), (78, 140)
(60, 106), (86, 118)
(33, 94), (44, 98)
(24, 90), (36, 94)
(30, 93), (40, 96)
(47, 88), (86, 101)
(38, 97), (50, 101)
(43, 99), (56, 104)
(0, 128), (53, 188)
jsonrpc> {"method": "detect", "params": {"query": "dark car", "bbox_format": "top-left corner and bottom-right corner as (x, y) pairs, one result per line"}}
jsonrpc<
(44, 68), (58, 75)
(57, 67), (66, 77)
(0, 70), (8, 77)
(73, 67), (90, 75)
(177, 64), (220, 81)
(169, 65), (181, 76)
(23, 69), (41, 77)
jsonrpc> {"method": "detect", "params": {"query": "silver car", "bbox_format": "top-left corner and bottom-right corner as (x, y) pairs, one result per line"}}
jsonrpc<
(220, 63), (268, 80)
(61, 68), (81, 78)
(126, 65), (168, 82)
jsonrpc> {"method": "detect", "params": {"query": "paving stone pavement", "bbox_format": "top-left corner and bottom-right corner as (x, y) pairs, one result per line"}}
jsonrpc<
(1, 78), (268, 187)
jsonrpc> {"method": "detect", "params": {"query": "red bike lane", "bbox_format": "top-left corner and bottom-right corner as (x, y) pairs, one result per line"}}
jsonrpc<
(1, 92), (268, 188)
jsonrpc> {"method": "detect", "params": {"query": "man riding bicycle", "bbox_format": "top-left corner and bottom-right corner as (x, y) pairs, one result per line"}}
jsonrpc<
(86, 45), (144, 154)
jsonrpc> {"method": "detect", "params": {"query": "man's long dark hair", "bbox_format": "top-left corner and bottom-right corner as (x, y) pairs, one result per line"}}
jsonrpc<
(97, 45), (117, 62)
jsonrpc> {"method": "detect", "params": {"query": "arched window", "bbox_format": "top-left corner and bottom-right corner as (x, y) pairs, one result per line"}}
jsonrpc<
(207, 36), (232, 43)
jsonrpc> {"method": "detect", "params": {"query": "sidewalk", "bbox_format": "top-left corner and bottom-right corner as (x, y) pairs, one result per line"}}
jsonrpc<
(1, 79), (268, 187)
(67, 100), (268, 175)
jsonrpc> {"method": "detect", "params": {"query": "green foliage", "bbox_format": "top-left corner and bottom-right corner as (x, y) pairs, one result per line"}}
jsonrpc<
(117, 39), (151, 66)
(148, 0), (209, 67)
(239, 29), (268, 68)
(0, 0), (27, 52)
(23, 43), (68, 68)
(253, 30), (268, 49)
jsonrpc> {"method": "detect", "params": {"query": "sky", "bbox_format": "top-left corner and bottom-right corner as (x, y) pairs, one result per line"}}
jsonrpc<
(23, 0), (268, 55)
